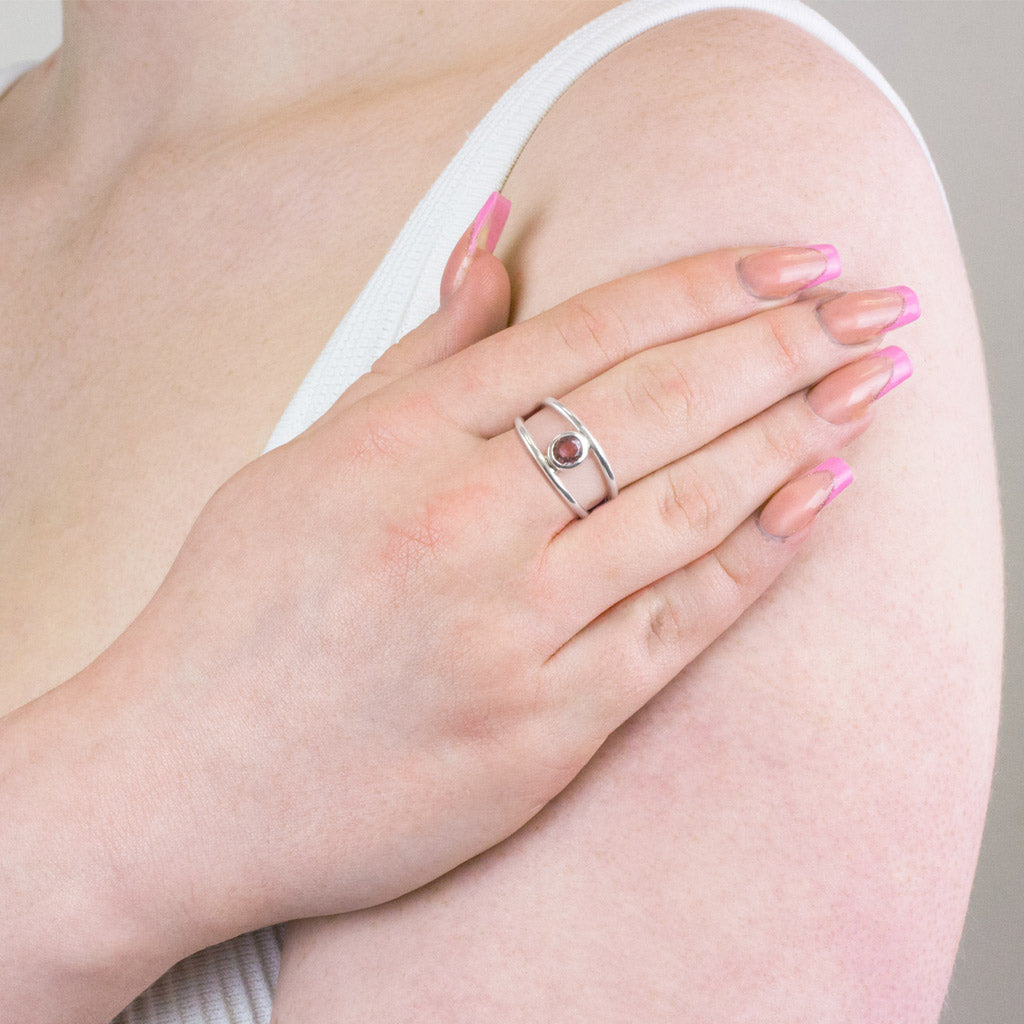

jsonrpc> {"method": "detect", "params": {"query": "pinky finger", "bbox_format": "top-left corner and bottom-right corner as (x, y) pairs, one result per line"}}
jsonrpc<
(547, 458), (854, 738)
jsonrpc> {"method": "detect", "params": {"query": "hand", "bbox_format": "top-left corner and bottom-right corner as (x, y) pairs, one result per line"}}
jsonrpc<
(131, 213), (915, 934)
(1, 198), (919, 1023)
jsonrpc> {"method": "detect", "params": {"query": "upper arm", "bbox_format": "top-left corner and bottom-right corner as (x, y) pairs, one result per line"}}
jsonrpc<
(274, 11), (1002, 1021)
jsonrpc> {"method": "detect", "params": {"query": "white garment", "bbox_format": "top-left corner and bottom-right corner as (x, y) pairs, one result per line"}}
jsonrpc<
(0, 2), (947, 1021)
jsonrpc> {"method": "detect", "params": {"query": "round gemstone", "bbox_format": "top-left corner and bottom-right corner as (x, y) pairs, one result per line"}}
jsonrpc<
(549, 432), (587, 469)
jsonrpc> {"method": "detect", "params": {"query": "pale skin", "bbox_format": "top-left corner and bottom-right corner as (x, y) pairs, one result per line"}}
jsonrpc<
(0, 4), (1002, 1024)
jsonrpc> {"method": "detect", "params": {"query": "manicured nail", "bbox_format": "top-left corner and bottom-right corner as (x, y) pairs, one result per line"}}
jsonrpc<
(449, 191), (511, 294)
(882, 286), (921, 331)
(469, 191), (510, 256)
(807, 346), (914, 423)
(758, 457), (853, 539)
(817, 286), (921, 344)
(875, 345), (914, 397)
(737, 244), (841, 299)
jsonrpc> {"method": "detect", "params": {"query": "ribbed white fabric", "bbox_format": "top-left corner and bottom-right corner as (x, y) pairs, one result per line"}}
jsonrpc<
(1, 2), (947, 1021)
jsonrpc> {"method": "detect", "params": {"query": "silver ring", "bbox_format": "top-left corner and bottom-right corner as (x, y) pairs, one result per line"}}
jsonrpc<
(514, 397), (618, 518)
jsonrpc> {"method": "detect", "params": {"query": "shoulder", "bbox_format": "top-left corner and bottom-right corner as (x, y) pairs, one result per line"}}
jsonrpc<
(500, 7), (941, 319)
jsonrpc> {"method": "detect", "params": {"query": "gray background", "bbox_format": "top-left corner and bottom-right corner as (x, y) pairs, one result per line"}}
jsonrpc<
(1, 2), (1020, 1021)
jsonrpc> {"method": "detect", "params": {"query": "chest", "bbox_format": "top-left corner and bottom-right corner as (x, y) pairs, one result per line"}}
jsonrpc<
(0, 109), (455, 714)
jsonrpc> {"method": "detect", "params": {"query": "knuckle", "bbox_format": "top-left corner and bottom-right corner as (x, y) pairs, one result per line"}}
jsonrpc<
(757, 409), (806, 467)
(454, 661), (567, 778)
(672, 264), (718, 328)
(556, 298), (631, 368)
(711, 545), (756, 599)
(658, 463), (722, 541)
(762, 306), (806, 378)
(640, 587), (690, 660)
(455, 692), (513, 750)
(623, 352), (700, 427)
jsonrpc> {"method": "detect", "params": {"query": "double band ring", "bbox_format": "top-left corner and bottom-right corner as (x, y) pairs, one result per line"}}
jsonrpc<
(514, 397), (618, 518)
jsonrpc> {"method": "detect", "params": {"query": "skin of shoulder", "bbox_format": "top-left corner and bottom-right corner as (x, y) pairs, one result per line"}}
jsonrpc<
(273, 10), (1001, 1023)
(501, 9), (923, 316)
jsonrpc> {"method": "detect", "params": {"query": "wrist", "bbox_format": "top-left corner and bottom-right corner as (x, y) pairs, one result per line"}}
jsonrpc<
(0, 640), (222, 1021)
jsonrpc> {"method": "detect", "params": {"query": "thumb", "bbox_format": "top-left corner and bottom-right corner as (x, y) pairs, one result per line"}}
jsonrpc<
(416, 188), (512, 365)
(439, 190), (512, 304)
(356, 193), (512, 396)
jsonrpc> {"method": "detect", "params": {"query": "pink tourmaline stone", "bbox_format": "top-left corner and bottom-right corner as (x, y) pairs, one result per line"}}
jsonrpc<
(551, 434), (584, 467)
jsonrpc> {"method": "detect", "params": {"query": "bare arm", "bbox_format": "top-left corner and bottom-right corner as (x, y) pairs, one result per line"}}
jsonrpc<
(273, 12), (1002, 1022)
(0, 650), (216, 1022)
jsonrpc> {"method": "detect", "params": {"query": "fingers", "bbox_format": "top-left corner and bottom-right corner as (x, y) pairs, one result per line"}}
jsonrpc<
(425, 242), (843, 437)
(543, 458), (854, 739)
(490, 283), (919, 529)
(536, 345), (912, 634)
(332, 193), (511, 413)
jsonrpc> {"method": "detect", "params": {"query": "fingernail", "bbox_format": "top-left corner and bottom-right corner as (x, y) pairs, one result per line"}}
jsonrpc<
(450, 191), (511, 293)
(737, 244), (841, 299)
(817, 286), (921, 344)
(807, 345), (914, 423)
(758, 457), (853, 539)
(469, 191), (511, 255)
(875, 345), (914, 397)
(881, 286), (921, 331)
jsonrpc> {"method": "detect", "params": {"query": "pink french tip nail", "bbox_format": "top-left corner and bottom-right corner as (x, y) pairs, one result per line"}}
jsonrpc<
(811, 456), (854, 507)
(875, 345), (914, 398)
(468, 191), (511, 255)
(882, 286), (921, 331)
(805, 244), (842, 289)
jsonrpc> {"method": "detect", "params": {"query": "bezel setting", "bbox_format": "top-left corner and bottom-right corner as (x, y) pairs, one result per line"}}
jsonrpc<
(547, 431), (590, 470)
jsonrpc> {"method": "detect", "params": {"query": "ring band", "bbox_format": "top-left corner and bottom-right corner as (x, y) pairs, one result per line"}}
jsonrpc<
(514, 397), (618, 518)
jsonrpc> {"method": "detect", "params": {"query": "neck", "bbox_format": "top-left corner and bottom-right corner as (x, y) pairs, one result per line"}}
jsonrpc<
(15, 1), (618, 172)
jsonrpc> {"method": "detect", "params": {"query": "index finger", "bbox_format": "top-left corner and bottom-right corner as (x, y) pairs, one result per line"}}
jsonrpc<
(423, 243), (840, 438)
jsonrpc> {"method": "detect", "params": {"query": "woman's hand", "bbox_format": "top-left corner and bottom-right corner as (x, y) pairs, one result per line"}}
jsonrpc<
(0, 198), (918, 1023)
(136, 210), (915, 927)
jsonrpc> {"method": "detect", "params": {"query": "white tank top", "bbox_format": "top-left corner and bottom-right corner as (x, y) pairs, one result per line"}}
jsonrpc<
(0, 1), (946, 1020)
